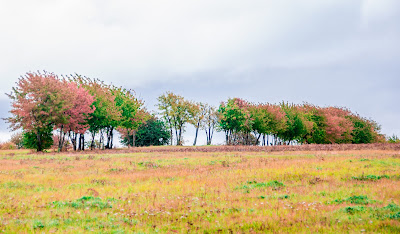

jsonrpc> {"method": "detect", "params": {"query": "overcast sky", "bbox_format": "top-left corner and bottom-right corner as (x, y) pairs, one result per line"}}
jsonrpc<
(0, 0), (399, 145)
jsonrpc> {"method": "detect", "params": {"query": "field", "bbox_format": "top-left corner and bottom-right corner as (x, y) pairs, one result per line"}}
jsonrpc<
(0, 147), (400, 233)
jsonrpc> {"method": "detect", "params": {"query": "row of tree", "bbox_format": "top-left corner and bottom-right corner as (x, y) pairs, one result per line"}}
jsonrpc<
(217, 98), (383, 145)
(6, 73), (383, 151)
(157, 92), (218, 146)
(7, 72), (148, 151)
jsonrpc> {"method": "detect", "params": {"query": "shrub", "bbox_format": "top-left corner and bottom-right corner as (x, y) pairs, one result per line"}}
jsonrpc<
(10, 132), (24, 149)
(387, 135), (400, 143)
(22, 126), (53, 151)
(0, 141), (17, 150)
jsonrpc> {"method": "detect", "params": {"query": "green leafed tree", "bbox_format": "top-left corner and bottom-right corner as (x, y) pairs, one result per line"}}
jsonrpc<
(157, 92), (192, 145)
(201, 104), (218, 145)
(349, 115), (382, 144)
(121, 117), (170, 147)
(218, 98), (253, 145)
(22, 125), (53, 151)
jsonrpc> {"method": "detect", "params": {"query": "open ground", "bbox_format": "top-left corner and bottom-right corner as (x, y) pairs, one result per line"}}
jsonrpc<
(0, 146), (400, 233)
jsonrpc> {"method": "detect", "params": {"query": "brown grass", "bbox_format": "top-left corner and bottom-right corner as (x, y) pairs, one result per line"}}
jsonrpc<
(0, 148), (399, 233)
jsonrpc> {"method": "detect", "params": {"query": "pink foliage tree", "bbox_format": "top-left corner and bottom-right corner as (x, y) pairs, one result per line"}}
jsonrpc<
(321, 107), (353, 143)
(56, 82), (95, 151)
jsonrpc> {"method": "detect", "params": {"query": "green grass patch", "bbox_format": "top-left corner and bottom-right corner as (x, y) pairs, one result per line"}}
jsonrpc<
(333, 195), (375, 205)
(238, 180), (285, 192)
(343, 206), (366, 215)
(352, 174), (390, 181)
(51, 196), (116, 209)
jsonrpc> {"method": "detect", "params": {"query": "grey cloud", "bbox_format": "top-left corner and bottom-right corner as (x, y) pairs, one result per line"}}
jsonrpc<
(0, 0), (399, 143)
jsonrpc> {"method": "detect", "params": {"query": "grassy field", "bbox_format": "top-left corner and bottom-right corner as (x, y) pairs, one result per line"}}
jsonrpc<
(0, 148), (399, 233)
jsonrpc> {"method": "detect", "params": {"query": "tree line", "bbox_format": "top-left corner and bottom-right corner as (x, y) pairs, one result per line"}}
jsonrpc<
(7, 72), (148, 151)
(6, 72), (384, 151)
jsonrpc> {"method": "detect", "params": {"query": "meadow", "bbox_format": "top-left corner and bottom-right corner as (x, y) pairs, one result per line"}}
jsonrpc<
(0, 147), (399, 233)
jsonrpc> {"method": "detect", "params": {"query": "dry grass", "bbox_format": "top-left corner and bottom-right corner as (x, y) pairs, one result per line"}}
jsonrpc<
(51, 143), (400, 154)
(0, 148), (399, 233)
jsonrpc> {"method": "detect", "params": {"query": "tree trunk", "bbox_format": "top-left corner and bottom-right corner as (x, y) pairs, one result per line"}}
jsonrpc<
(208, 126), (214, 145)
(58, 126), (64, 152)
(110, 128), (113, 149)
(36, 130), (42, 152)
(131, 130), (136, 147)
(90, 132), (95, 150)
(256, 133), (262, 146)
(177, 128), (182, 146)
(193, 122), (200, 146)
(81, 134), (85, 151)
(78, 134), (82, 150)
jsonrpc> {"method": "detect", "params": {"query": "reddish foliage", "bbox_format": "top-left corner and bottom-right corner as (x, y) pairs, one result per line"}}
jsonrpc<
(321, 107), (353, 143)
(7, 72), (70, 131)
(59, 82), (95, 134)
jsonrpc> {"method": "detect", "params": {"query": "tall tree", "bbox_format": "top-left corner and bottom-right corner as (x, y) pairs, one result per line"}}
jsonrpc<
(7, 72), (71, 151)
(157, 92), (175, 145)
(277, 103), (313, 145)
(157, 92), (192, 145)
(76, 77), (121, 150)
(249, 103), (286, 145)
(189, 102), (205, 146)
(56, 81), (95, 151)
(349, 115), (382, 144)
(218, 98), (252, 145)
(201, 104), (218, 145)
(115, 87), (148, 147)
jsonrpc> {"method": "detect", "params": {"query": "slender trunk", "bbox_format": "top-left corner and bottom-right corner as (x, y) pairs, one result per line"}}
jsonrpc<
(101, 131), (104, 149)
(131, 130), (136, 147)
(170, 128), (173, 145)
(256, 133), (262, 146)
(58, 126), (63, 152)
(81, 134), (85, 151)
(175, 128), (179, 145)
(205, 129), (209, 145)
(105, 127), (113, 149)
(206, 126), (213, 145)
(90, 132), (95, 150)
(166, 115), (173, 145)
(209, 126), (214, 145)
(106, 127), (110, 149)
(73, 133), (78, 151)
(110, 127), (114, 149)
(78, 134), (82, 150)
(36, 130), (42, 152)
(69, 132), (77, 151)
(193, 122), (200, 146)
(177, 126), (182, 146)
(127, 129), (133, 148)
(132, 130), (136, 147)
